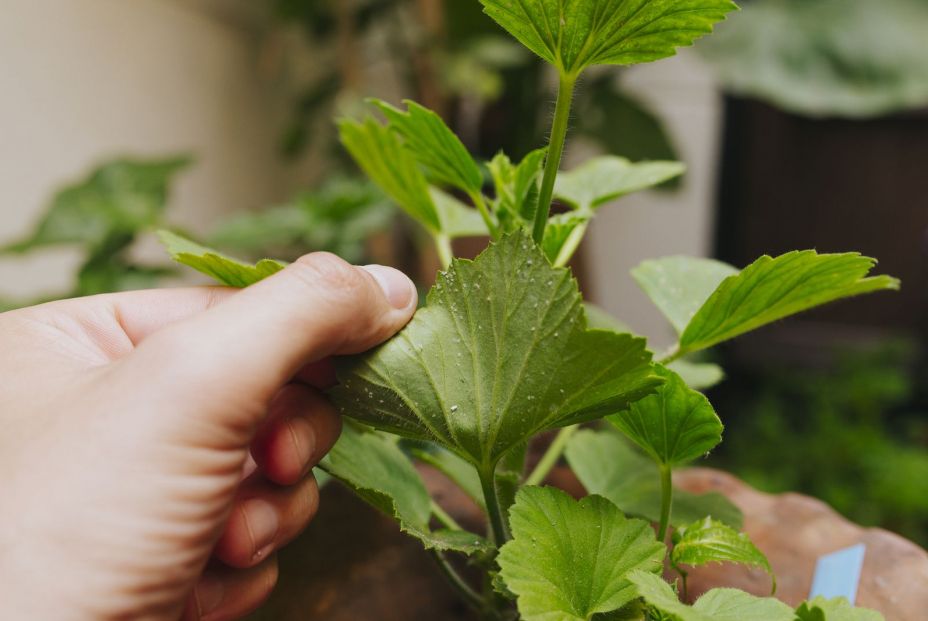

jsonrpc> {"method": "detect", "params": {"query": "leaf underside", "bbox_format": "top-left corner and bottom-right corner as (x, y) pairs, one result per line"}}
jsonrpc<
(330, 231), (661, 470)
(158, 230), (286, 287)
(672, 517), (775, 592)
(498, 487), (666, 621)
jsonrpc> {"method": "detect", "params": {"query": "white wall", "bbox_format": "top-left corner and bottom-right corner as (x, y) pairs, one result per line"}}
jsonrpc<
(0, 0), (288, 298)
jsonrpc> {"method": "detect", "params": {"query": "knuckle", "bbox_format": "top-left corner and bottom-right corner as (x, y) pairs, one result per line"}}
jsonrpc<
(290, 252), (367, 299)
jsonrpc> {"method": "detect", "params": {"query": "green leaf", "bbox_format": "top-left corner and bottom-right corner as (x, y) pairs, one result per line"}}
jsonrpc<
(488, 148), (546, 230)
(554, 156), (685, 212)
(338, 116), (442, 233)
(329, 231), (661, 471)
(320, 425), (490, 555)
(608, 366), (722, 467)
(566, 429), (742, 529)
(633, 257), (739, 335)
(410, 445), (486, 512)
(430, 188), (489, 239)
(373, 99), (484, 196)
(671, 517), (774, 591)
(629, 571), (795, 621)
(584, 304), (633, 334)
(796, 597), (885, 621)
(541, 212), (591, 264)
(667, 360), (725, 391)
(679, 251), (901, 356)
(158, 231), (286, 287)
(479, 0), (738, 77)
(2, 156), (191, 254)
(498, 487), (665, 621)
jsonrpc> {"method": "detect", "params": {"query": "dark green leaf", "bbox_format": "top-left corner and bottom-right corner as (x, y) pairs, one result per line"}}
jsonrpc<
(498, 487), (665, 621)
(671, 517), (774, 592)
(329, 232), (661, 471)
(479, 0), (737, 77)
(796, 597), (885, 621)
(608, 366), (722, 467)
(554, 156), (685, 212)
(629, 570), (794, 621)
(158, 231), (286, 287)
(566, 429), (742, 529)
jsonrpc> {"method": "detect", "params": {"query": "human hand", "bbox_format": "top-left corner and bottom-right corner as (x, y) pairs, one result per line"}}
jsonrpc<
(0, 253), (417, 621)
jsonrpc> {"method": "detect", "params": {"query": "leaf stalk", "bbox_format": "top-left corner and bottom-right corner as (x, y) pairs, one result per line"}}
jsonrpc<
(470, 191), (500, 240)
(436, 234), (454, 269)
(658, 464), (674, 542)
(480, 465), (510, 545)
(525, 425), (579, 486)
(532, 74), (577, 244)
(430, 550), (487, 614)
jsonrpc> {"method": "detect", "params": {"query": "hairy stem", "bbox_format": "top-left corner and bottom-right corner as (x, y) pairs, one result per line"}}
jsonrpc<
(533, 75), (577, 244)
(525, 425), (579, 486)
(658, 464), (674, 542)
(430, 550), (486, 613)
(480, 465), (509, 545)
(436, 234), (453, 269)
(470, 191), (500, 240)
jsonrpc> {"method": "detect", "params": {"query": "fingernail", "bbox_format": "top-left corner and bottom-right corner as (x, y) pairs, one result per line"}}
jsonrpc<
(195, 574), (224, 617)
(243, 499), (279, 561)
(287, 416), (317, 475)
(362, 265), (415, 309)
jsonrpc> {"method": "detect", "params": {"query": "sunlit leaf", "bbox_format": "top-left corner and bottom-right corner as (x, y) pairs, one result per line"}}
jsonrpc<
(430, 188), (489, 239)
(541, 212), (591, 263)
(796, 597), (885, 621)
(158, 231), (286, 287)
(566, 429), (742, 529)
(672, 517), (774, 592)
(330, 231), (661, 471)
(498, 487), (665, 621)
(479, 0), (738, 77)
(554, 156), (685, 212)
(608, 366), (722, 467)
(629, 570), (795, 621)
(667, 360), (725, 391)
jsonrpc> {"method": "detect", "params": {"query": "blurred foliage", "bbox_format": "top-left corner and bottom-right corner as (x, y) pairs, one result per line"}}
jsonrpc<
(701, 0), (928, 118)
(709, 342), (928, 546)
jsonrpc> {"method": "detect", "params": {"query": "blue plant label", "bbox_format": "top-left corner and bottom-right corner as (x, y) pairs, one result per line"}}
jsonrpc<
(810, 543), (866, 604)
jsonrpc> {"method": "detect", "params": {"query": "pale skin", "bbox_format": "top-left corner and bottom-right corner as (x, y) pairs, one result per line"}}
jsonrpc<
(0, 252), (418, 620)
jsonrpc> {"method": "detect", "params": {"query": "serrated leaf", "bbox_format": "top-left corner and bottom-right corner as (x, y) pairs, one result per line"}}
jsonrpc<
(338, 116), (442, 233)
(489, 148), (546, 230)
(566, 429), (742, 529)
(430, 188), (489, 239)
(2, 156), (191, 254)
(320, 425), (491, 555)
(608, 366), (722, 467)
(479, 0), (738, 77)
(554, 157), (685, 212)
(629, 571), (794, 621)
(672, 517), (774, 591)
(373, 99), (484, 196)
(667, 360), (725, 391)
(498, 487), (666, 621)
(158, 231), (286, 287)
(796, 597), (885, 621)
(633, 257), (739, 335)
(329, 232), (661, 471)
(679, 251), (901, 356)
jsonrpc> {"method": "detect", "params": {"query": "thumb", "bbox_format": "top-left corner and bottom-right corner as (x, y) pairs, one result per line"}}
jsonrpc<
(128, 252), (416, 412)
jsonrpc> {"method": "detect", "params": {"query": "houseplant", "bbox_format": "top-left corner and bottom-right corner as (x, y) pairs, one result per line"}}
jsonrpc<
(160, 1), (899, 618)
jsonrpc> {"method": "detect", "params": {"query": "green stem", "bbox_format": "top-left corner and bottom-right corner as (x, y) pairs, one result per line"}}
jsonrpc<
(436, 234), (453, 269)
(430, 550), (486, 614)
(658, 345), (683, 366)
(525, 425), (579, 486)
(470, 191), (500, 240)
(480, 465), (509, 545)
(533, 74), (577, 244)
(658, 464), (674, 542)
(553, 220), (589, 268)
(431, 499), (463, 531)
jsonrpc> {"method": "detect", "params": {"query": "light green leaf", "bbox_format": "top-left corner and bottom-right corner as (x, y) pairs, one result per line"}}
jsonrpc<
(667, 360), (725, 391)
(584, 304), (633, 334)
(679, 251), (901, 356)
(672, 517), (774, 591)
(430, 188), (489, 239)
(329, 231), (662, 471)
(541, 212), (591, 263)
(608, 366), (722, 467)
(338, 116), (442, 233)
(158, 231), (287, 287)
(479, 0), (737, 77)
(554, 157), (685, 212)
(2, 156), (191, 254)
(411, 445), (486, 512)
(633, 256), (739, 335)
(629, 570), (795, 621)
(373, 99), (484, 196)
(488, 148), (546, 229)
(566, 429), (742, 529)
(796, 597), (885, 621)
(321, 425), (490, 555)
(498, 487), (665, 621)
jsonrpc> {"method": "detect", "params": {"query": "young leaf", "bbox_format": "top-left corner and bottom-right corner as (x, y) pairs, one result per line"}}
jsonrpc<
(541, 212), (591, 263)
(373, 99), (484, 197)
(796, 597), (885, 621)
(497, 487), (665, 621)
(320, 425), (490, 555)
(633, 256), (739, 335)
(158, 231), (286, 287)
(678, 251), (901, 356)
(431, 188), (489, 239)
(554, 156), (685, 212)
(478, 0), (738, 77)
(671, 517), (775, 592)
(566, 429), (743, 529)
(338, 117), (442, 233)
(608, 366), (723, 468)
(488, 148), (546, 229)
(629, 570), (795, 621)
(329, 231), (662, 472)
